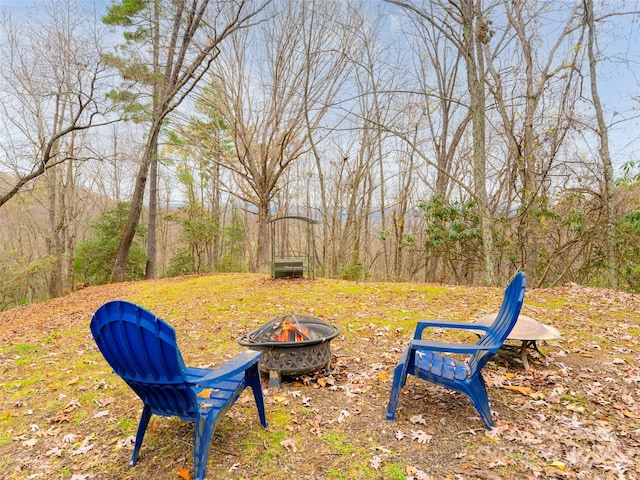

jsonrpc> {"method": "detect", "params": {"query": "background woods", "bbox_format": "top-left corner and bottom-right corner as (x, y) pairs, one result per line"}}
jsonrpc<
(1, 0), (640, 309)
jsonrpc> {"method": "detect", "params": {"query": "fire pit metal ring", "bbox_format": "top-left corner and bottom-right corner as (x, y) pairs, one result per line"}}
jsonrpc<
(237, 314), (340, 387)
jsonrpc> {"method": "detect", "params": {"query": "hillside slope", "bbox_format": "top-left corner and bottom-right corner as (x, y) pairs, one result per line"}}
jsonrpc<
(0, 274), (638, 479)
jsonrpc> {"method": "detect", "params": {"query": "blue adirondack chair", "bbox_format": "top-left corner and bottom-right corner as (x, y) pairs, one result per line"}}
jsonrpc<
(386, 272), (526, 429)
(90, 300), (267, 480)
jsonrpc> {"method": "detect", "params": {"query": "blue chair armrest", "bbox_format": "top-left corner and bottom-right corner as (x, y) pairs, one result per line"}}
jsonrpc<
(410, 339), (496, 355)
(414, 320), (490, 339)
(188, 350), (262, 385)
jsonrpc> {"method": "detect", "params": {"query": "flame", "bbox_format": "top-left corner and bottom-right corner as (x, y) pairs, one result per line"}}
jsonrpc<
(272, 316), (311, 342)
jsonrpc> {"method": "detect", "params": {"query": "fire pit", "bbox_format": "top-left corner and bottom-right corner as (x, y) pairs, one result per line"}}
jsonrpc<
(237, 314), (340, 388)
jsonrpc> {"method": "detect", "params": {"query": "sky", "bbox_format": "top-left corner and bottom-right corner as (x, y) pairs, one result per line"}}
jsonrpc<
(1, 0), (108, 9)
(2, 0), (639, 170)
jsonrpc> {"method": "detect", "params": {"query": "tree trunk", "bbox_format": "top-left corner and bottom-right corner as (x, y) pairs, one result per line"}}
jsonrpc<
(145, 1), (161, 280)
(255, 201), (271, 273)
(145, 142), (158, 279)
(109, 0), (268, 282)
(111, 126), (158, 282)
(584, 0), (617, 289)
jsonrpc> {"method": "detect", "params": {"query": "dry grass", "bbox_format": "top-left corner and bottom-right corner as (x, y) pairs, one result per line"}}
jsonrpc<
(1, 273), (639, 479)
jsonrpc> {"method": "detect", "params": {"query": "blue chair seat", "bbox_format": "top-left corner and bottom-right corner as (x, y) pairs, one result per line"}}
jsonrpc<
(414, 350), (470, 381)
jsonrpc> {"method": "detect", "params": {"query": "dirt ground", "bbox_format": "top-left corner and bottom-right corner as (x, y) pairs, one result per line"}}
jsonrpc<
(0, 276), (639, 479)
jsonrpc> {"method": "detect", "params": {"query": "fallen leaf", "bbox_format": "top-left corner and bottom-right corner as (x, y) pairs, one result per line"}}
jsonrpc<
(280, 438), (297, 452)
(197, 388), (214, 398)
(411, 430), (432, 444)
(46, 447), (64, 457)
(119, 436), (135, 449)
(177, 466), (191, 480)
(622, 409), (640, 418)
(62, 433), (78, 443)
(22, 437), (38, 447)
(566, 403), (585, 412)
(409, 414), (427, 425)
(53, 399), (81, 422)
(51, 413), (71, 423)
(370, 455), (382, 470)
(503, 385), (533, 395)
(71, 438), (95, 456)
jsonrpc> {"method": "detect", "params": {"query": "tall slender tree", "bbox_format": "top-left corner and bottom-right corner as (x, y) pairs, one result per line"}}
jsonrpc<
(105, 0), (270, 282)
(387, 0), (497, 284)
(214, 0), (352, 272)
(0, 1), (114, 209)
(483, 1), (584, 283)
(584, 0), (617, 289)
(0, 0), (114, 297)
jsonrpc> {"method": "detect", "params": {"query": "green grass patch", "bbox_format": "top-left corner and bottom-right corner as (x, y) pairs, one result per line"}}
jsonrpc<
(321, 431), (356, 455)
(0, 273), (638, 480)
(383, 462), (407, 480)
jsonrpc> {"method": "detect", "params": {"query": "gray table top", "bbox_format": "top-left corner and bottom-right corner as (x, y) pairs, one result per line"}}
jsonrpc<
(470, 313), (561, 341)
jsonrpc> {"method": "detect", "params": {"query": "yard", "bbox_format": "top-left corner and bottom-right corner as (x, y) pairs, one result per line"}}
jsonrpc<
(0, 274), (638, 479)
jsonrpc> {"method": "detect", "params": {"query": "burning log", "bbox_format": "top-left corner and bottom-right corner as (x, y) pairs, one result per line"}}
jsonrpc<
(271, 315), (311, 342)
(237, 314), (340, 388)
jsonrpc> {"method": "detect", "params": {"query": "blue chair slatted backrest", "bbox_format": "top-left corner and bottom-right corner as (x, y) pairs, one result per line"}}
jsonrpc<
(386, 272), (526, 429)
(91, 301), (197, 418)
(468, 272), (526, 375)
(90, 300), (267, 480)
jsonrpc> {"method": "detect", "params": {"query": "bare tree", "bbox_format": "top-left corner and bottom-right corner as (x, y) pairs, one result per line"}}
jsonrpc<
(397, 3), (472, 282)
(0, 2), (116, 208)
(302, 0), (356, 278)
(215, 0), (352, 272)
(386, 0), (497, 284)
(107, 0), (271, 282)
(161, 84), (231, 274)
(583, 0), (617, 289)
(481, 1), (584, 282)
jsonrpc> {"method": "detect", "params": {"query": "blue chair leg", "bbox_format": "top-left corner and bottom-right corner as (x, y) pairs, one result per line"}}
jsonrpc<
(466, 375), (494, 429)
(386, 347), (412, 420)
(131, 405), (152, 466)
(193, 412), (216, 480)
(247, 365), (268, 427)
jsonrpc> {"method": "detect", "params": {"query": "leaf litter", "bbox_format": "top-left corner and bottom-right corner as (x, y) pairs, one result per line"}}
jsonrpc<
(0, 275), (638, 478)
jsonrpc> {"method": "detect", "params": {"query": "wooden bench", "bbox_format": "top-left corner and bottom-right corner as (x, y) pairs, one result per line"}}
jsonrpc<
(273, 260), (304, 279)
(470, 313), (560, 370)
